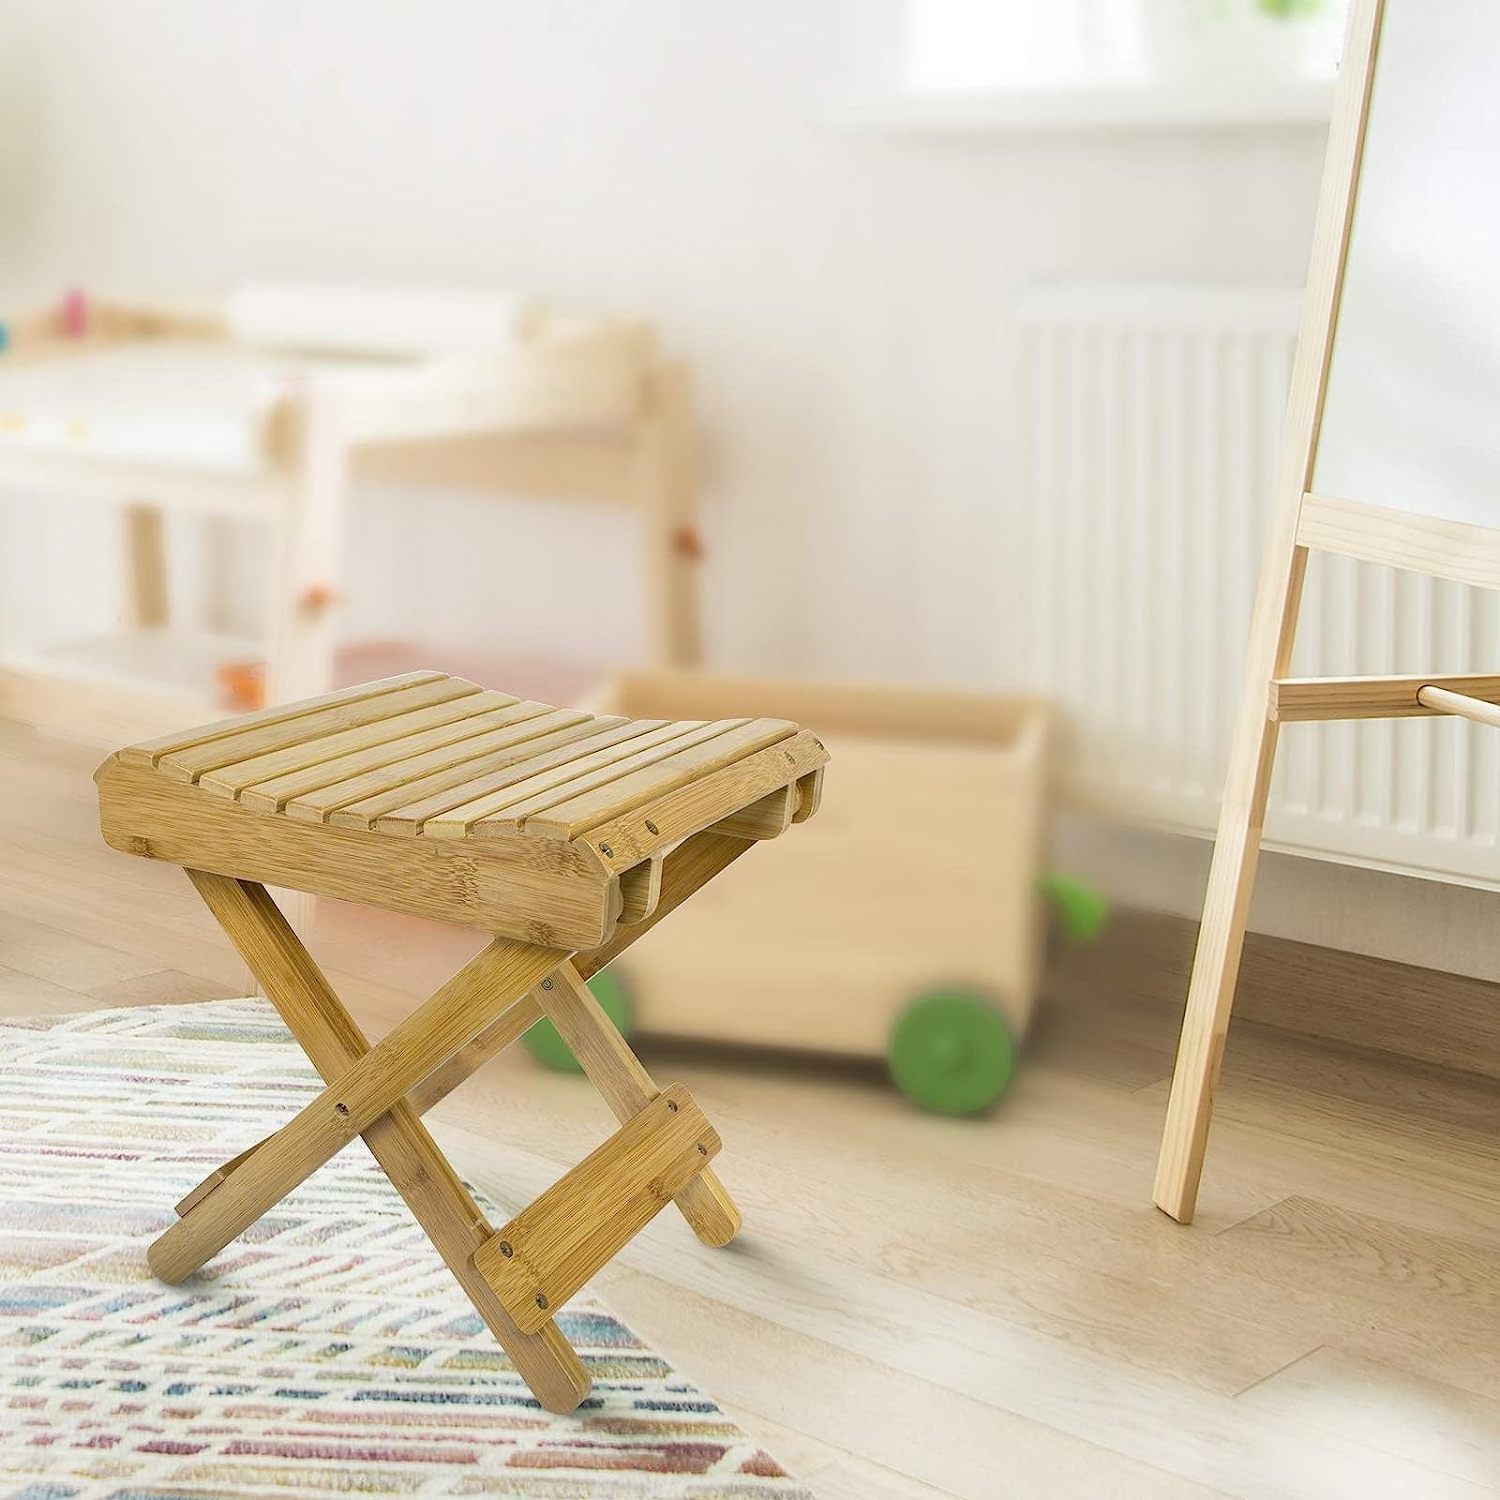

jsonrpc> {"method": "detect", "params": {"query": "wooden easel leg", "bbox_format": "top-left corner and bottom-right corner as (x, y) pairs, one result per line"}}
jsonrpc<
(1153, 549), (1307, 1224)
(536, 962), (741, 1247)
(1151, 716), (1282, 1222)
(175, 872), (591, 1412)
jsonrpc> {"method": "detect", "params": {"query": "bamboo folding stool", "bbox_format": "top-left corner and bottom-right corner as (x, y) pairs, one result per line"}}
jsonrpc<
(95, 669), (828, 1412)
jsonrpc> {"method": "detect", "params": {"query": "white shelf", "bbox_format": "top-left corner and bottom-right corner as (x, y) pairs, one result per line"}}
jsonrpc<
(0, 627), (257, 745)
(840, 79), (1335, 135)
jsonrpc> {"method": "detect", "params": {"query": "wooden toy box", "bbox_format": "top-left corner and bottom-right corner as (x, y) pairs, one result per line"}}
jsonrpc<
(577, 671), (1051, 1110)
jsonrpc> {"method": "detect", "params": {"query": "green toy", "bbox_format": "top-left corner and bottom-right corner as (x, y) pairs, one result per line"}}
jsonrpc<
(526, 875), (1108, 1118)
(886, 988), (1017, 1116)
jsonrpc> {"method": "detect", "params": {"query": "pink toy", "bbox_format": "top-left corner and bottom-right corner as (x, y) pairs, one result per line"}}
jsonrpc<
(61, 288), (88, 339)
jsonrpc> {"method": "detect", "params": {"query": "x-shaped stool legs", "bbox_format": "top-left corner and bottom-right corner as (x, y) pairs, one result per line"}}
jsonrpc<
(155, 847), (747, 1413)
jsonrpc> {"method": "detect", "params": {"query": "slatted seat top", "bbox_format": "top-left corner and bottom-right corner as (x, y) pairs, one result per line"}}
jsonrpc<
(96, 672), (828, 949)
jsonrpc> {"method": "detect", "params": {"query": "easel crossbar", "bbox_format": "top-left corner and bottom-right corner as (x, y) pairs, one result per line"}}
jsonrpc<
(1270, 674), (1500, 722)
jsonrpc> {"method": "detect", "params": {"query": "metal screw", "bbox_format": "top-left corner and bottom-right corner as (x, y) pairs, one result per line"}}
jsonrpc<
(535, 1294), (549, 1311)
(498, 1241), (513, 1258)
(541, 978), (553, 991)
(334, 1102), (349, 1117)
(645, 819), (659, 835)
(598, 842), (613, 857)
(666, 1099), (678, 1113)
(697, 1143), (708, 1155)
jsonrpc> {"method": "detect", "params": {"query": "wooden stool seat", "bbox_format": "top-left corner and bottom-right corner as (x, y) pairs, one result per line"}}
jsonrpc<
(97, 669), (826, 950)
(95, 671), (828, 1412)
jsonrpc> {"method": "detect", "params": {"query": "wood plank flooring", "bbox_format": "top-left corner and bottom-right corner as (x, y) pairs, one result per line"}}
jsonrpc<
(0, 716), (1496, 1498)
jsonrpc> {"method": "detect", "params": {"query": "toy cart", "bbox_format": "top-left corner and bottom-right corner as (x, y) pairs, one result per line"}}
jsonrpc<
(525, 670), (1056, 1113)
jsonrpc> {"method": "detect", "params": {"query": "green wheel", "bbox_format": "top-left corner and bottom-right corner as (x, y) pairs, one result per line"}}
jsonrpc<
(523, 968), (632, 1072)
(887, 989), (1017, 1116)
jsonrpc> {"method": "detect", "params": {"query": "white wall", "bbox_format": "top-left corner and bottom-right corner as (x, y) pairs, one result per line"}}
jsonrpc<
(0, 0), (1325, 678)
(13, 2), (1488, 980)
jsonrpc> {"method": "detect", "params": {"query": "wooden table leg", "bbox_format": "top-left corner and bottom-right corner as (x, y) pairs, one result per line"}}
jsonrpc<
(177, 872), (591, 1413)
(536, 962), (740, 1247)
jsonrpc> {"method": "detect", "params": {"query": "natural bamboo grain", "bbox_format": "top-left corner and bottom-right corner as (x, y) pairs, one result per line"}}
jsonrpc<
(472, 1082), (718, 1334)
(180, 872), (590, 1412)
(148, 932), (568, 1283)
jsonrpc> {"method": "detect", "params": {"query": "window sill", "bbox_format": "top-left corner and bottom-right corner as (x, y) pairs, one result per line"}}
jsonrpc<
(838, 79), (1335, 135)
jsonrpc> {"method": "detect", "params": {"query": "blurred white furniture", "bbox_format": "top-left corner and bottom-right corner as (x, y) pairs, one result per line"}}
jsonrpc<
(0, 287), (700, 744)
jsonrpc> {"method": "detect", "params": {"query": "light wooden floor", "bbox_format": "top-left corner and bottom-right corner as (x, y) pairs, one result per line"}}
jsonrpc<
(2, 716), (1497, 1499)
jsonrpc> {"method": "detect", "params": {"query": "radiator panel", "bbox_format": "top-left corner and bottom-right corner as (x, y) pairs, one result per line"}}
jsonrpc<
(1018, 285), (1500, 887)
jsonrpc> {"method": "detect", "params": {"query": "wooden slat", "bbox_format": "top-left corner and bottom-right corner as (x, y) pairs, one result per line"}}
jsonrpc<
(462, 720), (746, 839)
(578, 729), (828, 869)
(201, 689), (518, 802)
(471, 1083), (719, 1335)
(117, 671), (446, 768)
(712, 784), (796, 842)
(616, 858), (662, 923)
(419, 719), (708, 841)
(287, 703), (571, 824)
(345, 711), (639, 834)
(1299, 492), (1500, 592)
(509, 718), (797, 841)
(240, 697), (543, 814)
(1271, 674), (1500, 723)
(157, 677), (482, 784)
(794, 767), (824, 822)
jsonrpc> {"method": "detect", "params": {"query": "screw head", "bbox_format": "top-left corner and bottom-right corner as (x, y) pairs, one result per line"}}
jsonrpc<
(334, 1102), (350, 1117)
(498, 1240), (513, 1258)
(535, 1294), (549, 1311)
(598, 841), (614, 858)
(541, 977), (553, 991)
(645, 819), (659, 835)
(666, 1099), (678, 1113)
(697, 1143), (708, 1155)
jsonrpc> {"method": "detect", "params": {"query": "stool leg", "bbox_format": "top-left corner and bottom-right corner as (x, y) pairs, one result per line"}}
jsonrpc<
(183, 831), (756, 1207)
(151, 934), (564, 1282)
(150, 906), (564, 1278)
(536, 961), (741, 1248)
(176, 873), (591, 1413)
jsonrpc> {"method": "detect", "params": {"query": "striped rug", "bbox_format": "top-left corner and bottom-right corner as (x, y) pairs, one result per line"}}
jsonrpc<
(0, 999), (811, 1498)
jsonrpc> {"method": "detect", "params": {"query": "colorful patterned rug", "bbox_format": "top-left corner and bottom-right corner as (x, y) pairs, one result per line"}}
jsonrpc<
(0, 999), (811, 1498)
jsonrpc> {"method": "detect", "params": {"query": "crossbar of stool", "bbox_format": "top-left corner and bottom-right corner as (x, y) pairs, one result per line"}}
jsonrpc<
(474, 1083), (720, 1334)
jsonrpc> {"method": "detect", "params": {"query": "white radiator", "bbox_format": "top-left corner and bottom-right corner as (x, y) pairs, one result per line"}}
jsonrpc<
(1017, 284), (1500, 887)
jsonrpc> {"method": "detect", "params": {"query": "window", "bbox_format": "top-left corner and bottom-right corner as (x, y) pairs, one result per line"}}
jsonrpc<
(908, 0), (1347, 94)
